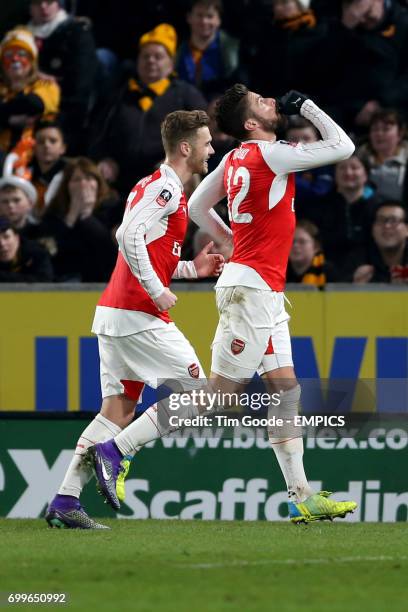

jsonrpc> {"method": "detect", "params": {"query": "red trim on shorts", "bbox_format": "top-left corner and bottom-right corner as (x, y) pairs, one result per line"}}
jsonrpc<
(265, 336), (275, 355)
(120, 380), (144, 401)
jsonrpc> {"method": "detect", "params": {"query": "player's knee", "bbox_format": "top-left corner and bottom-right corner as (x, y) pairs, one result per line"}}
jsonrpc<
(262, 365), (297, 392)
(101, 396), (136, 426)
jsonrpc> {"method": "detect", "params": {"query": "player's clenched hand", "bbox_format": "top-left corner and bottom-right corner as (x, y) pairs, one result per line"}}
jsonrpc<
(278, 91), (308, 116)
(154, 288), (178, 311)
(194, 241), (225, 278)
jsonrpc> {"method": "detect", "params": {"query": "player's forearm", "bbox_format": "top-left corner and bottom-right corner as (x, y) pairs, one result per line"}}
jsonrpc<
(117, 223), (165, 299)
(189, 206), (233, 247)
(188, 156), (232, 246)
(172, 261), (198, 280)
(300, 100), (355, 164)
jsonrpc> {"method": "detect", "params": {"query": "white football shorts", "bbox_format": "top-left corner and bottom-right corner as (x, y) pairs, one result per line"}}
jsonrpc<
(98, 323), (205, 398)
(211, 286), (293, 382)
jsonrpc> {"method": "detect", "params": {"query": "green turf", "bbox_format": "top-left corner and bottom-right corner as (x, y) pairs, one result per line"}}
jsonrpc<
(0, 519), (406, 612)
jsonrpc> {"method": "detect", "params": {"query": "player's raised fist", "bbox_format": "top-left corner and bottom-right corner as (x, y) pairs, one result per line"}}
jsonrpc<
(278, 90), (308, 116)
(154, 288), (178, 311)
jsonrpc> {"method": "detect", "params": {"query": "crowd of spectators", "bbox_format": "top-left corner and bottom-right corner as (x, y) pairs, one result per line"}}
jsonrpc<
(0, 0), (407, 285)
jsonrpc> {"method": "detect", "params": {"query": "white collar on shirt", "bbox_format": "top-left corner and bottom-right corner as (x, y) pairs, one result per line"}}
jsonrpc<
(160, 163), (184, 190)
(242, 139), (277, 145)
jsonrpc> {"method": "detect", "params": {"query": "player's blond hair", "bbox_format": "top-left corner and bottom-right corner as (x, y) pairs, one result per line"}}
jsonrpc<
(161, 110), (210, 154)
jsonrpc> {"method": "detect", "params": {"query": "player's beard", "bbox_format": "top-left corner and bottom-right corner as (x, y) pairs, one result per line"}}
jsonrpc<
(252, 111), (287, 134)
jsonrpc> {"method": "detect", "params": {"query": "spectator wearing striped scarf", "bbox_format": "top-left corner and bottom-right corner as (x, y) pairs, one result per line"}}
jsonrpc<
(287, 220), (337, 288)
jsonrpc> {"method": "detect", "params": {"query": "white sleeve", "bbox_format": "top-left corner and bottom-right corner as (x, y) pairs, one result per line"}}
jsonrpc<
(116, 183), (179, 300)
(188, 154), (233, 246)
(172, 260), (197, 279)
(263, 100), (355, 175)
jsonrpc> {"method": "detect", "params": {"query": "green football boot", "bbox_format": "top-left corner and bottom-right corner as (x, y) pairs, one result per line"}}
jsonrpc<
(289, 491), (357, 524)
(116, 455), (133, 503)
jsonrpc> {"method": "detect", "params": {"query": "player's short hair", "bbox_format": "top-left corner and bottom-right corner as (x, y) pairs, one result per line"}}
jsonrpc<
(215, 84), (250, 141)
(161, 110), (210, 154)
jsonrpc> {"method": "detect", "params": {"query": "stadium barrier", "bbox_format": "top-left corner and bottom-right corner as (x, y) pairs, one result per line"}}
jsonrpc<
(0, 283), (407, 412)
(0, 284), (406, 521)
(1, 414), (408, 521)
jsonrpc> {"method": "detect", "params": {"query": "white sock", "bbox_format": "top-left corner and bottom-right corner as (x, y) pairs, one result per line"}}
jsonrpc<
(269, 436), (313, 503)
(267, 384), (313, 503)
(115, 399), (199, 456)
(58, 413), (122, 498)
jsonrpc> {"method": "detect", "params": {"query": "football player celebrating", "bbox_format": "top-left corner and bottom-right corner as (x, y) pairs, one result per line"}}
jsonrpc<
(45, 110), (224, 529)
(84, 88), (357, 524)
(187, 85), (358, 522)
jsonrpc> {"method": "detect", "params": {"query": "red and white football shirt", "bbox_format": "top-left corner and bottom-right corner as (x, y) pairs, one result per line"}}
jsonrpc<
(224, 141), (296, 291)
(188, 99), (355, 292)
(92, 164), (188, 336)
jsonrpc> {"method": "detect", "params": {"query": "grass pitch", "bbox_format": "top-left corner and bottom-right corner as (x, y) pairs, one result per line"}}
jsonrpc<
(0, 520), (406, 612)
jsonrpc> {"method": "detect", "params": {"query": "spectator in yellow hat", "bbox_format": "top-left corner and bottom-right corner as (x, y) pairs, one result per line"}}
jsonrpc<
(89, 23), (207, 195)
(26, 0), (98, 153)
(0, 26), (60, 157)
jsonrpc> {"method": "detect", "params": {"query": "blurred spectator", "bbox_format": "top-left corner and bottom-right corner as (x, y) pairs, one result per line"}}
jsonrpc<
(97, 158), (120, 190)
(309, 0), (408, 130)
(310, 0), (340, 20)
(0, 175), (38, 234)
(286, 115), (319, 144)
(357, 109), (408, 202)
(286, 116), (334, 216)
(26, 0), (98, 150)
(34, 157), (118, 281)
(247, 0), (323, 97)
(309, 155), (376, 267)
(182, 93), (232, 261)
(176, 0), (240, 100)
(30, 117), (66, 216)
(0, 27), (60, 156)
(0, 2), (29, 39)
(89, 23), (206, 194)
(287, 220), (337, 287)
(207, 94), (236, 171)
(0, 215), (53, 282)
(75, 0), (187, 61)
(192, 228), (218, 256)
(191, 225), (233, 257)
(347, 202), (408, 283)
